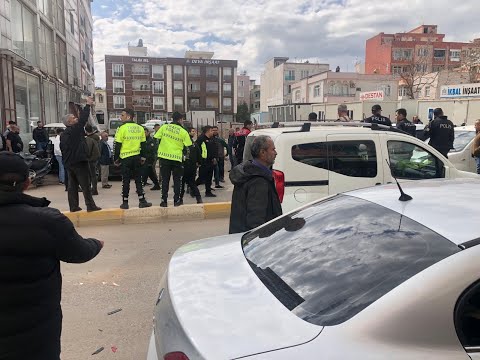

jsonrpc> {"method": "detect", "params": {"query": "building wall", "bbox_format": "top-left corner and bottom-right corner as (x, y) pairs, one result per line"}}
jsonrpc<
(237, 74), (250, 108)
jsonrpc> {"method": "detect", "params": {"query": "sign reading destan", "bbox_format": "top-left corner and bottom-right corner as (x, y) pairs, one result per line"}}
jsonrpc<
(359, 90), (384, 101)
(441, 83), (480, 98)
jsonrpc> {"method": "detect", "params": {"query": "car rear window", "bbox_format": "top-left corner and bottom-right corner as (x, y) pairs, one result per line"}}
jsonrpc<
(242, 195), (459, 326)
(452, 131), (476, 152)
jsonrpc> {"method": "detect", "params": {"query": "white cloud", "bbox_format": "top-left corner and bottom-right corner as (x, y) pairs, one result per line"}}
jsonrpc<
(93, 0), (480, 87)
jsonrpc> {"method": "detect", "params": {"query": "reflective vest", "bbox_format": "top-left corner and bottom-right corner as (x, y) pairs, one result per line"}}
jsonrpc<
(114, 122), (146, 159)
(200, 142), (207, 159)
(154, 123), (192, 162)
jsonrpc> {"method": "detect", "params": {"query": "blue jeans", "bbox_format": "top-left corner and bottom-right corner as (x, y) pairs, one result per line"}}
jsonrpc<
(37, 142), (47, 151)
(475, 157), (480, 174)
(55, 155), (65, 183)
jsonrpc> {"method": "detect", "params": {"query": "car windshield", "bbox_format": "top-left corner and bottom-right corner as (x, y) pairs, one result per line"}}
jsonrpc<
(242, 195), (460, 326)
(452, 131), (476, 152)
(109, 120), (122, 130)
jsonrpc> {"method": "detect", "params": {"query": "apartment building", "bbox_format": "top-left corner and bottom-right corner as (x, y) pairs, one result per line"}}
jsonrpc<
(105, 47), (238, 123)
(95, 87), (107, 124)
(250, 83), (260, 113)
(0, 0), (94, 136)
(260, 57), (330, 111)
(365, 25), (473, 76)
(237, 72), (250, 108)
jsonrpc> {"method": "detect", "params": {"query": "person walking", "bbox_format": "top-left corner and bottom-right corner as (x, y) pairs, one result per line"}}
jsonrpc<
(33, 121), (49, 151)
(229, 135), (282, 234)
(60, 96), (101, 212)
(51, 128), (66, 184)
(180, 127), (203, 204)
(423, 108), (454, 158)
(195, 125), (216, 198)
(395, 108), (416, 137)
(99, 131), (113, 189)
(85, 124), (100, 195)
(233, 120), (253, 164)
(336, 104), (351, 122)
(0, 151), (104, 360)
(362, 104), (392, 126)
(114, 109), (152, 210)
(142, 127), (161, 191)
(154, 112), (192, 207)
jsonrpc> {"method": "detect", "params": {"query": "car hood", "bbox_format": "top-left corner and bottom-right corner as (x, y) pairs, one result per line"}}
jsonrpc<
(163, 234), (322, 359)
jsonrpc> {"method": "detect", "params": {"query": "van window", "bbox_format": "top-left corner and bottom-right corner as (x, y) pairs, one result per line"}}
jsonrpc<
(292, 140), (377, 178)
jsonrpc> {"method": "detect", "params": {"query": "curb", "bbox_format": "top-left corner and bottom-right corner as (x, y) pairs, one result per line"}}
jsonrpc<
(63, 202), (231, 227)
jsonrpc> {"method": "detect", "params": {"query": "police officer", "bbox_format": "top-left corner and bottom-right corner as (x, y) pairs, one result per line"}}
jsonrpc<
(154, 112), (192, 207)
(423, 108), (454, 158)
(142, 127), (161, 190)
(180, 127), (204, 204)
(395, 108), (416, 137)
(196, 125), (216, 198)
(362, 104), (392, 126)
(114, 108), (152, 209)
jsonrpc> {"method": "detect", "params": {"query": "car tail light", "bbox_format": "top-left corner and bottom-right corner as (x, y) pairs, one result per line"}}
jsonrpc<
(272, 169), (285, 203)
(164, 352), (190, 360)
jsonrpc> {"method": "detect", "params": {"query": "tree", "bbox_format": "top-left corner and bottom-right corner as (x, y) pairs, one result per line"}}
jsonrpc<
(461, 45), (480, 83)
(236, 102), (250, 122)
(396, 53), (439, 99)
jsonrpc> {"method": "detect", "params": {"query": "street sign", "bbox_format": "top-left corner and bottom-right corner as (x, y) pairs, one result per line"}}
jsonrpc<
(440, 83), (480, 98)
(359, 90), (385, 101)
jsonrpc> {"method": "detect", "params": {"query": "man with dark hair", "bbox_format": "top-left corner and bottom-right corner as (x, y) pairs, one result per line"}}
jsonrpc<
(362, 104), (392, 126)
(60, 96), (101, 212)
(395, 108), (416, 137)
(3, 120), (16, 137)
(6, 125), (23, 153)
(114, 108), (152, 209)
(85, 124), (100, 195)
(212, 125), (228, 188)
(142, 127), (160, 191)
(233, 119), (253, 164)
(99, 131), (112, 189)
(33, 121), (48, 151)
(195, 125), (216, 198)
(423, 108), (454, 158)
(180, 127), (203, 204)
(308, 112), (318, 121)
(229, 135), (282, 234)
(227, 128), (236, 169)
(154, 112), (192, 207)
(0, 151), (104, 360)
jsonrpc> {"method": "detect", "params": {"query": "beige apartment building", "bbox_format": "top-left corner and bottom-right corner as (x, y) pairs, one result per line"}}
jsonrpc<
(260, 57), (329, 111)
(237, 72), (250, 108)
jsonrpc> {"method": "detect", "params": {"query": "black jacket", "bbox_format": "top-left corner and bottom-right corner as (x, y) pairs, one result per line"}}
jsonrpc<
(196, 134), (215, 161)
(363, 115), (392, 126)
(85, 133), (100, 162)
(144, 135), (158, 165)
(60, 105), (90, 167)
(0, 191), (102, 360)
(7, 132), (23, 153)
(424, 116), (455, 155)
(99, 140), (113, 165)
(397, 119), (417, 137)
(33, 127), (48, 143)
(229, 161), (283, 234)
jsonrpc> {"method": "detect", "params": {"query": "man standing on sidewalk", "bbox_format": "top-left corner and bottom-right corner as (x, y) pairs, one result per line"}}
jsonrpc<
(154, 112), (192, 207)
(33, 121), (48, 151)
(180, 127), (203, 204)
(142, 127), (160, 191)
(99, 131), (113, 189)
(60, 96), (101, 212)
(196, 125), (216, 198)
(85, 124), (100, 195)
(114, 109), (152, 210)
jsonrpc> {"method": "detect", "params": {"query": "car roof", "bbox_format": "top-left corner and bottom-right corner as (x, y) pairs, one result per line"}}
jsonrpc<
(345, 178), (480, 245)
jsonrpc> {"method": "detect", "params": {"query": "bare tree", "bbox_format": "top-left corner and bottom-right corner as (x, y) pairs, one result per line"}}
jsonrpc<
(396, 55), (439, 99)
(461, 45), (480, 83)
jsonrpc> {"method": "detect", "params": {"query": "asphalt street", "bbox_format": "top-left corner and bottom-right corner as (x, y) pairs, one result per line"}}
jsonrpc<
(60, 219), (229, 360)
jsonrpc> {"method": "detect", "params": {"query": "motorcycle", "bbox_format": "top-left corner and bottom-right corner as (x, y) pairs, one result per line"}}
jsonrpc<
(18, 143), (53, 188)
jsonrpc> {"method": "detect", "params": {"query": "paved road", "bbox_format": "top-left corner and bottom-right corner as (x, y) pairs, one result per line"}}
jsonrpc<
(61, 219), (229, 360)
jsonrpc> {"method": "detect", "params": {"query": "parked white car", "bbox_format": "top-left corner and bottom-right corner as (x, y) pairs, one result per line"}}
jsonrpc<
(244, 123), (479, 213)
(448, 125), (477, 174)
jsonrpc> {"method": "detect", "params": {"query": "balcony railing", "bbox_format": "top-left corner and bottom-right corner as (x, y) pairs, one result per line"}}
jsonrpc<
(173, 73), (183, 80)
(206, 88), (218, 94)
(206, 104), (218, 109)
(189, 104), (201, 110)
(223, 75), (232, 81)
(206, 74), (218, 80)
(223, 90), (232, 96)
(188, 72), (201, 78)
(174, 104), (184, 111)
(113, 103), (125, 109)
(152, 89), (164, 95)
(174, 89), (184, 96)
(188, 88), (201, 93)
(223, 106), (232, 111)
(133, 86), (151, 91)
(153, 105), (165, 110)
(152, 73), (164, 79)
(133, 101), (151, 107)
(113, 72), (124, 77)
(113, 87), (125, 93)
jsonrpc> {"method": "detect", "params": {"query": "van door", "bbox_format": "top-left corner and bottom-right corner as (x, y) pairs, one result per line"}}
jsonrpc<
(326, 134), (384, 195)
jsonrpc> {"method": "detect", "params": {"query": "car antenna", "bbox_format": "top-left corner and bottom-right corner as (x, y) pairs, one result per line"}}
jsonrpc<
(385, 160), (412, 202)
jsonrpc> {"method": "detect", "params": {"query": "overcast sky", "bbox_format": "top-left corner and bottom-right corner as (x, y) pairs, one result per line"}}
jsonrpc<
(92, 0), (479, 87)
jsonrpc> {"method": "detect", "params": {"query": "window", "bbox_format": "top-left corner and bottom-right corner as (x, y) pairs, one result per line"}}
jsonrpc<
(398, 86), (408, 97)
(133, 96), (150, 107)
(113, 95), (125, 109)
(174, 81), (183, 95)
(450, 49), (461, 61)
(425, 86), (431, 97)
(223, 97), (232, 110)
(294, 90), (300, 101)
(239, 80), (244, 86)
(284, 70), (295, 81)
(223, 67), (232, 80)
(133, 80), (150, 91)
(55, 0), (65, 34)
(239, 90), (244, 98)
(434, 49), (446, 60)
(417, 47), (429, 57)
(206, 97), (218, 108)
(173, 66), (183, 74)
(132, 64), (149, 75)
(206, 67), (218, 77)
(206, 82), (218, 93)
(113, 79), (125, 93)
(97, 94), (104, 103)
(11, 0), (37, 63)
(56, 38), (67, 81)
(223, 83), (232, 96)
(152, 81), (164, 94)
(153, 97), (165, 110)
(455, 281), (480, 351)
(188, 81), (200, 92)
(452, 131), (477, 152)
(112, 64), (124, 77)
(14, 69), (40, 134)
(187, 66), (200, 76)
(69, 12), (74, 34)
(392, 66), (403, 75)
(287, 85), (292, 94)
(313, 85), (321, 97)
(43, 81), (57, 124)
(38, 0), (52, 20)
(242, 195), (459, 326)
(387, 141), (444, 180)
(190, 98), (200, 108)
(39, 22), (55, 75)
(174, 97), (183, 111)
(300, 70), (309, 79)
(72, 55), (78, 84)
(415, 63), (428, 73)
(377, 84), (391, 97)
(152, 65), (164, 79)
(393, 48), (413, 61)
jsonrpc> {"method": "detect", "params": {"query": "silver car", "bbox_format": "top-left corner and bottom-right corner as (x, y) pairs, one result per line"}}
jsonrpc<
(148, 179), (480, 360)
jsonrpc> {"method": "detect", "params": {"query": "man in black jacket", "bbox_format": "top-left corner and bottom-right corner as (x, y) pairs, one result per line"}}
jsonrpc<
(423, 108), (455, 158)
(60, 96), (101, 212)
(180, 127), (203, 204)
(196, 125), (216, 198)
(32, 121), (48, 151)
(0, 151), (104, 360)
(85, 124), (100, 195)
(362, 104), (392, 126)
(142, 127), (160, 190)
(395, 108), (416, 137)
(229, 135), (282, 234)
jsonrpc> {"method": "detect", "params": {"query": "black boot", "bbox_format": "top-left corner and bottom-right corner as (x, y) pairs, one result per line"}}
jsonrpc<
(196, 196), (203, 204)
(174, 199), (183, 207)
(120, 199), (129, 209)
(139, 197), (152, 208)
(160, 200), (168, 207)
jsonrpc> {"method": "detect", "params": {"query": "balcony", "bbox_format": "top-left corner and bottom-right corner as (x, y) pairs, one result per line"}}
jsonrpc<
(189, 104), (201, 110)
(113, 72), (124, 77)
(206, 88), (218, 94)
(173, 73), (183, 81)
(152, 73), (164, 79)
(206, 74), (218, 81)
(188, 88), (201, 94)
(223, 75), (232, 82)
(153, 105), (165, 111)
(223, 106), (232, 111)
(188, 72), (201, 78)
(206, 103), (218, 109)
(174, 104), (184, 111)
(133, 86), (151, 92)
(174, 89), (184, 96)
(113, 87), (125, 94)
(113, 103), (125, 109)
(133, 101), (151, 107)
(223, 90), (232, 96)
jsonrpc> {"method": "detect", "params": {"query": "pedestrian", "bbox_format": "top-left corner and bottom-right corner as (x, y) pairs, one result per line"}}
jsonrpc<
(233, 120), (253, 164)
(3, 120), (15, 137)
(195, 125), (216, 198)
(212, 125), (228, 187)
(33, 121), (49, 151)
(336, 104), (351, 122)
(180, 127), (203, 204)
(308, 112), (318, 121)
(395, 108), (416, 137)
(412, 115), (423, 124)
(471, 120), (480, 174)
(423, 108), (454, 158)
(0, 151), (104, 360)
(152, 123), (162, 182)
(85, 124), (100, 195)
(153, 123), (161, 135)
(142, 127), (161, 190)
(227, 128), (237, 170)
(60, 96), (101, 212)
(229, 135), (282, 234)
(362, 104), (392, 126)
(6, 125), (23, 153)
(154, 111), (192, 207)
(114, 109), (152, 210)
(51, 128), (66, 184)
(99, 131), (113, 189)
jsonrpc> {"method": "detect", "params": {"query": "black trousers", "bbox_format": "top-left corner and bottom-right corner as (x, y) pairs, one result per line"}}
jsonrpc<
(66, 162), (96, 211)
(181, 165), (200, 200)
(121, 155), (144, 199)
(160, 158), (183, 202)
(88, 161), (98, 193)
(196, 160), (214, 194)
(142, 164), (160, 187)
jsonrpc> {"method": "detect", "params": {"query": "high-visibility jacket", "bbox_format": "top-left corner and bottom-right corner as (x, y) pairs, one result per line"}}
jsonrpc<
(200, 142), (207, 159)
(154, 123), (192, 162)
(114, 122), (146, 159)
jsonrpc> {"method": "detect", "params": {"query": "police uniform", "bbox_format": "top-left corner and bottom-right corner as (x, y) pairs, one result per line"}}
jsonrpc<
(423, 116), (454, 158)
(180, 136), (205, 203)
(397, 119), (417, 137)
(114, 121), (151, 208)
(195, 133), (216, 196)
(154, 122), (192, 206)
(363, 115), (392, 126)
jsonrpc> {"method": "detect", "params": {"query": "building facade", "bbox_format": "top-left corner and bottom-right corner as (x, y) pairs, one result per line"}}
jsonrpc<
(237, 72), (250, 108)
(365, 25), (474, 76)
(0, 0), (94, 136)
(260, 57), (329, 111)
(105, 49), (238, 123)
(94, 87), (106, 124)
(250, 83), (260, 113)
